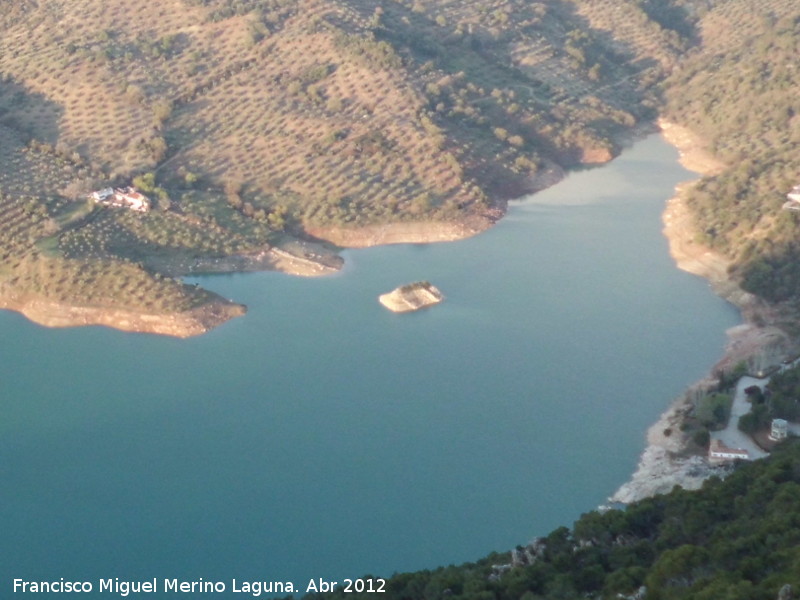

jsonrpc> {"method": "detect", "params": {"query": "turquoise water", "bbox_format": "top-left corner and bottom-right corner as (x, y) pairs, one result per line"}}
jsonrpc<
(1, 135), (739, 593)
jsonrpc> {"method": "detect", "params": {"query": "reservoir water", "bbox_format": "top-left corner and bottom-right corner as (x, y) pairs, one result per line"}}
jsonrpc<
(1, 135), (739, 593)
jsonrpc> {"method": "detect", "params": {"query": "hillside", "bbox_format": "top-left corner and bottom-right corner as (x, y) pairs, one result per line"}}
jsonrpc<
(0, 0), (679, 333)
(309, 440), (800, 600)
(660, 0), (800, 308)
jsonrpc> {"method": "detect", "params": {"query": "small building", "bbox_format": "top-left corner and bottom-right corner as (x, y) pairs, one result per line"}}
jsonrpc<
(89, 186), (150, 212)
(770, 418), (789, 441)
(708, 439), (749, 461)
(783, 185), (800, 210)
(782, 185), (800, 210)
(90, 187), (114, 202)
(114, 187), (150, 212)
(782, 199), (800, 211)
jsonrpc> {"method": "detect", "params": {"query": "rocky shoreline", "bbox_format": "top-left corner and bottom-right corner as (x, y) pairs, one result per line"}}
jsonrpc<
(609, 120), (796, 504)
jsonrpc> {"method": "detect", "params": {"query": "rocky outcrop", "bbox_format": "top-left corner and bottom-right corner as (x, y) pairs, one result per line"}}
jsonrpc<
(379, 281), (443, 313)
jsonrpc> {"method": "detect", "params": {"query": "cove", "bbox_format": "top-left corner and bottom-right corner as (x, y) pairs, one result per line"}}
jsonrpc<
(0, 135), (739, 592)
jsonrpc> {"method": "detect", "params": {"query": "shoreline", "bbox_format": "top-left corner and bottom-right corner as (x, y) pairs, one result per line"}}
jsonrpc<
(609, 120), (795, 504)
(301, 160), (573, 249)
(144, 237), (345, 279)
(304, 217), (494, 249)
(0, 291), (246, 338)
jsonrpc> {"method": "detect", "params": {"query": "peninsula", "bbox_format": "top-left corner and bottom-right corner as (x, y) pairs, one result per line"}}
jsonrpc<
(379, 281), (443, 313)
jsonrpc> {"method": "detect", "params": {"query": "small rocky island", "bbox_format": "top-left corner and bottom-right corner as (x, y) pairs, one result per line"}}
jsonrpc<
(379, 281), (444, 313)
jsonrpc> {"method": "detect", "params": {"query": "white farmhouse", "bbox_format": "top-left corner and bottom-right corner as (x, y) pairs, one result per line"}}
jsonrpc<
(89, 186), (151, 212)
(708, 439), (749, 461)
(114, 187), (150, 212)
